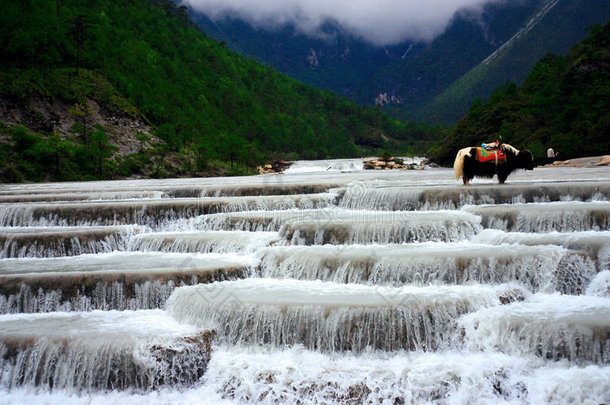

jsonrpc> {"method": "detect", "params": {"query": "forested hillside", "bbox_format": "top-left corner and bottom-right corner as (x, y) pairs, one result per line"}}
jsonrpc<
(428, 22), (610, 166)
(191, 14), (413, 99)
(0, 0), (440, 182)
(186, 0), (610, 125)
(355, 0), (538, 113)
(418, 0), (610, 124)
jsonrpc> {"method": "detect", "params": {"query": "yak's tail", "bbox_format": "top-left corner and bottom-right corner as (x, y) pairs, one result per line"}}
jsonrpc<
(454, 148), (471, 180)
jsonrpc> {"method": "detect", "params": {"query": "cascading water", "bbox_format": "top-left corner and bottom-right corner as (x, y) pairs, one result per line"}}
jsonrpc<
(0, 161), (609, 404)
(129, 230), (280, 254)
(463, 201), (610, 232)
(0, 252), (257, 314)
(256, 243), (596, 292)
(0, 225), (144, 258)
(166, 278), (508, 352)
(0, 192), (338, 229)
(0, 310), (214, 392)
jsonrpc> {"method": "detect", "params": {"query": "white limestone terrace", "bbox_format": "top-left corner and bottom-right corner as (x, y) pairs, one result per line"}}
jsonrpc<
(459, 293), (610, 364)
(0, 251), (257, 278)
(1, 160), (609, 196)
(340, 181), (610, 211)
(0, 225), (144, 258)
(129, 230), (280, 254)
(462, 201), (610, 232)
(256, 242), (590, 292)
(166, 278), (522, 352)
(0, 309), (214, 392)
(472, 229), (610, 268)
(0, 192), (339, 228)
(0, 159), (609, 403)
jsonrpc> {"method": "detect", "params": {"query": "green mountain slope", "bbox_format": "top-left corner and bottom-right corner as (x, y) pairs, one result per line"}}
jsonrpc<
(187, 0), (537, 112)
(0, 0), (440, 182)
(185, 0), (609, 125)
(355, 1), (537, 109)
(189, 14), (413, 99)
(418, 0), (610, 123)
(428, 22), (610, 166)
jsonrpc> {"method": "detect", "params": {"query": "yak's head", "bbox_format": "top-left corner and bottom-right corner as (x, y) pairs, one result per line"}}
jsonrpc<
(519, 149), (535, 170)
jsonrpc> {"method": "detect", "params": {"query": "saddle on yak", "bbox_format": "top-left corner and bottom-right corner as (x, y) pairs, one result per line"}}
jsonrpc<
(475, 142), (507, 164)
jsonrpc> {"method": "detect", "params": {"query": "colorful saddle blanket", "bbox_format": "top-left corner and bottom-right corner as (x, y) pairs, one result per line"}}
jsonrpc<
(475, 147), (506, 163)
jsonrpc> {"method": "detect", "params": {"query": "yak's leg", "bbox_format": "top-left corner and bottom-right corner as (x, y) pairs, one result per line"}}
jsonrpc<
(497, 173), (507, 184)
(462, 177), (470, 185)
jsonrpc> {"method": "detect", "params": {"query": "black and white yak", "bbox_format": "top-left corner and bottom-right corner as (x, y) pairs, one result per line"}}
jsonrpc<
(454, 143), (534, 185)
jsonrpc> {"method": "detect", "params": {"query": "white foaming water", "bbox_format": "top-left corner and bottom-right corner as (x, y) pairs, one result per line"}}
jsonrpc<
(257, 243), (573, 290)
(0, 310), (213, 392)
(0, 309), (195, 341)
(0, 225), (143, 258)
(130, 230), (280, 254)
(0, 252), (258, 314)
(0, 251), (258, 277)
(0, 225), (142, 235)
(280, 209), (482, 245)
(166, 278), (509, 352)
(473, 229), (610, 248)
(167, 278), (504, 308)
(190, 192), (338, 211)
(459, 294), (610, 363)
(0, 278), (186, 313)
(0, 193), (337, 228)
(1, 165), (610, 402)
(283, 158), (365, 173)
(339, 181), (610, 211)
(0, 190), (167, 202)
(463, 200), (610, 232)
(587, 270), (610, 297)
(473, 229), (610, 269)
(201, 345), (610, 404)
(175, 208), (482, 243)
(2, 347), (609, 404)
(173, 208), (319, 232)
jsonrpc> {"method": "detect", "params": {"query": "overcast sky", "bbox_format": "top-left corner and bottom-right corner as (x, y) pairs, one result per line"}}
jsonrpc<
(182, 0), (501, 45)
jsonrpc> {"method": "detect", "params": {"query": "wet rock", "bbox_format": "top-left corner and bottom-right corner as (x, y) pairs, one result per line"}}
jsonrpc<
(258, 160), (293, 174)
(0, 312), (215, 392)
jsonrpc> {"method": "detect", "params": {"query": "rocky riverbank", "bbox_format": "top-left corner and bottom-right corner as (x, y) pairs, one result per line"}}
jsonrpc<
(541, 155), (610, 168)
(363, 157), (426, 170)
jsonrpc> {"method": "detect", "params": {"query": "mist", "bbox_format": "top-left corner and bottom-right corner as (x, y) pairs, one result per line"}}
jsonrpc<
(181, 0), (503, 45)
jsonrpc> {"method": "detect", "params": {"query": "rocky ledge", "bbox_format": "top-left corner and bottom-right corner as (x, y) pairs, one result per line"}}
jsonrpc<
(257, 160), (294, 174)
(363, 157), (424, 170)
(540, 155), (610, 168)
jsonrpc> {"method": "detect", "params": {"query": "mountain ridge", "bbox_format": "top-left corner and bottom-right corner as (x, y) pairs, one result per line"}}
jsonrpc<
(186, 0), (610, 123)
(0, 0), (440, 182)
(428, 21), (610, 166)
(416, 0), (610, 123)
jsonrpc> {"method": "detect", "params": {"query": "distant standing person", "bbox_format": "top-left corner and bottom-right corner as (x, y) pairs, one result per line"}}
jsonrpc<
(547, 147), (555, 164)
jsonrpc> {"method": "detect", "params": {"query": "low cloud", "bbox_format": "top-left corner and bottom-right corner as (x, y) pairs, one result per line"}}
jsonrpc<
(182, 0), (502, 45)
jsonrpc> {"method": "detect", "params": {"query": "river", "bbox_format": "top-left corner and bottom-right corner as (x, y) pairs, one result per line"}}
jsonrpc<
(0, 161), (609, 404)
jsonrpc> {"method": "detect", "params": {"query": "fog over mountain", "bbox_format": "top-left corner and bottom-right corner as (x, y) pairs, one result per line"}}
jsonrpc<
(181, 0), (507, 45)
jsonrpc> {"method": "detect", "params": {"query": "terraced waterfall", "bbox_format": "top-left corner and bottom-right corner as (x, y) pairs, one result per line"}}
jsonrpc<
(0, 162), (609, 404)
